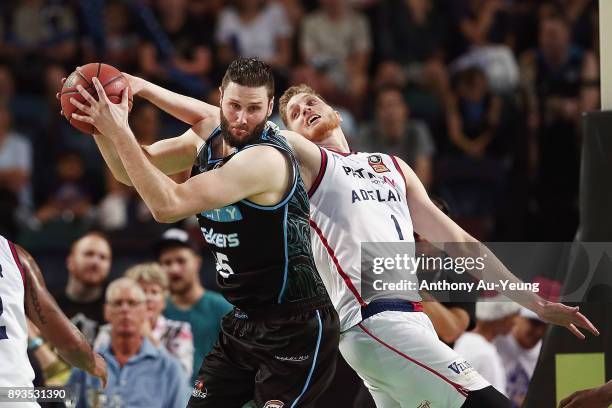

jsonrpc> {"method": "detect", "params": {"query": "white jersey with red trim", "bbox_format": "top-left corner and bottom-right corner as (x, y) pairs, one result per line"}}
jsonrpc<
(0, 236), (35, 390)
(308, 148), (420, 331)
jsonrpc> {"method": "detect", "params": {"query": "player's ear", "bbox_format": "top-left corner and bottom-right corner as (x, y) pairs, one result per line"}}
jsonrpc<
(335, 110), (343, 123)
(218, 86), (224, 106)
(268, 97), (274, 118)
(104, 304), (111, 323)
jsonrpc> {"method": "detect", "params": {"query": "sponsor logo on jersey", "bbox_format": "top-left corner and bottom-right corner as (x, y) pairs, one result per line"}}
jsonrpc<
(263, 400), (285, 408)
(0, 263), (3, 277)
(351, 188), (401, 203)
(448, 359), (474, 375)
(367, 154), (390, 173)
(418, 401), (432, 408)
(200, 227), (240, 248)
(191, 380), (208, 399)
(201, 205), (243, 222)
(342, 166), (396, 187)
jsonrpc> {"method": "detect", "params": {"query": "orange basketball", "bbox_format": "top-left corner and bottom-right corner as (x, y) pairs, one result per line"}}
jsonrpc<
(60, 63), (133, 134)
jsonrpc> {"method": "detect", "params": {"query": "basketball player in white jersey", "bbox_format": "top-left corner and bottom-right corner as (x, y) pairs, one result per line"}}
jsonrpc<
(0, 235), (107, 407)
(68, 67), (598, 407)
(275, 84), (599, 408)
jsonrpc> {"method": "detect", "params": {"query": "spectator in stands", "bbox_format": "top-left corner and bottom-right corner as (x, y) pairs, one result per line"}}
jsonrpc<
(298, 0), (372, 114)
(53, 232), (112, 344)
(450, 0), (511, 53)
(94, 263), (194, 379)
(68, 278), (189, 408)
(520, 13), (598, 239)
(447, 67), (502, 160)
(139, 0), (213, 96)
(438, 66), (505, 239)
(0, 103), (32, 239)
(454, 297), (520, 396)
(216, 0), (292, 71)
(82, 1), (140, 73)
(0, 0), (78, 93)
(373, 0), (451, 105)
(35, 151), (94, 226)
(495, 308), (547, 408)
(357, 86), (435, 188)
(155, 228), (233, 383)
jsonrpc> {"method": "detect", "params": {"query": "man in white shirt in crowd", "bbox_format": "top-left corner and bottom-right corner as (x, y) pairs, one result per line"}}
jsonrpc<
(495, 307), (547, 407)
(454, 297), (520, 396)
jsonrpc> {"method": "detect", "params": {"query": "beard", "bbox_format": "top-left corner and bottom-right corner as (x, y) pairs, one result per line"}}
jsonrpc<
(307, 111), (341, 143)
(220, 108), (268, 148)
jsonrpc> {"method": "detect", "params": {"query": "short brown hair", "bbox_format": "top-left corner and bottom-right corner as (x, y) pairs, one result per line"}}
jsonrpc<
(278, 84), (323, 127)
(221, 58), (275, 100)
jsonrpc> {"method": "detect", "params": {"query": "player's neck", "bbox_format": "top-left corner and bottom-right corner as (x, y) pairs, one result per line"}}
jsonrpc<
(172, 284), (204, 309)
(111, 335), (143, 366)
(318, 127), (350, 153)
(65, 278), (103, 303)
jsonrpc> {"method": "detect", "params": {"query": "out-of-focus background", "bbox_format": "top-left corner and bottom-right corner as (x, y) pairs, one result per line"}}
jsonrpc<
(0, 1), (607, 407)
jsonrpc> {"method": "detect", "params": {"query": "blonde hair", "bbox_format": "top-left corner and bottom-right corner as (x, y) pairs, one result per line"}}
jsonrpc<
(105, 277), (146, 303)
(124, 262), (168, 290)
(278, 84), (324, 128)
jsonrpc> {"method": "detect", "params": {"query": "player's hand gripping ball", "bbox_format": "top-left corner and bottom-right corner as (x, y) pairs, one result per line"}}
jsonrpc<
(60, 63), (133, 134)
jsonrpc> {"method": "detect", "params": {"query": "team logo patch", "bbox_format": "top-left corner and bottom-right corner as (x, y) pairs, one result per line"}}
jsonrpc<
(418, 401), (432, 408)
(448, 359), (474, 375)
(367, 155), (390, 173)
(263, 400), (285, 408)
(191, 380), (208, 399)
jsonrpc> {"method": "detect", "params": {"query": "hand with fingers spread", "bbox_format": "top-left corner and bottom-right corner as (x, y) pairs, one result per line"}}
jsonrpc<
(70, 77), (131, 139)
(535, 301), (599, 339)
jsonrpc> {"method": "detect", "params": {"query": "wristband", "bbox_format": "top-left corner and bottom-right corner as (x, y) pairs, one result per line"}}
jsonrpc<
(28, 336), (44, 351)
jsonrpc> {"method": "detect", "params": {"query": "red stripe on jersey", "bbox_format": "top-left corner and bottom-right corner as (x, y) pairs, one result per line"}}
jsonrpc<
(308, 148), (328, 198)
(357, 323), (470, 397)
(8, 241), (26, 290)
(390, 156), (407, 190)
(309, 219), (367, 306)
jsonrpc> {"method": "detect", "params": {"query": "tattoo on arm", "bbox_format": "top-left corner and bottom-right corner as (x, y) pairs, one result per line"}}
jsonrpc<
(28, 273), (46, 325)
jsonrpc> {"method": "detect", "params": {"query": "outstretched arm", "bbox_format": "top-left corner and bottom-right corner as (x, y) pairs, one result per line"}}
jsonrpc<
(395, 157), (599, 339)
(19, 245), (107, 386)
(125, 74), (219, 126)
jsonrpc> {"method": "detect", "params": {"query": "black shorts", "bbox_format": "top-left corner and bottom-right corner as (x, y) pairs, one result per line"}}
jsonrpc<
(188, 302), (340, 408)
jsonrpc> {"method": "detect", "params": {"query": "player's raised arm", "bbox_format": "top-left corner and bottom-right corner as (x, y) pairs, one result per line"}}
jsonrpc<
(395, 156), (599, 339)
(124, 73), (220, 126)
(18, 245), (107, 386)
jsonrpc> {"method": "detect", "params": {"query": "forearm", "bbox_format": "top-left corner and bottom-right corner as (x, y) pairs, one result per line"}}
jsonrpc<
(111, 128), (181, 222)
(93, 133), (133, 185)
(138, 78), (217, 125)
(449, 237), (543, 309)
(422, 299), (466, 343)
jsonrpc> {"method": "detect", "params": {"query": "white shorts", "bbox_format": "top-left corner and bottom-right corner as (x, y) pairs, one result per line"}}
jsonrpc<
(339, 311), (490, 408)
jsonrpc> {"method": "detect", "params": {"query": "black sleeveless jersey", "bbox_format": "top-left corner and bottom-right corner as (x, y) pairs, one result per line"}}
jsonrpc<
(192, 122), (328, 311)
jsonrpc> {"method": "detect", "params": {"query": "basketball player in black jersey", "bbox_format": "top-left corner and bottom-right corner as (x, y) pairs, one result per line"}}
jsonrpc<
(70, 59), (339, 407)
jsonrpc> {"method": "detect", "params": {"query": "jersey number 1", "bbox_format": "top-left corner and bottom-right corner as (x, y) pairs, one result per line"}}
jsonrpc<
(390, 214), (404, 240)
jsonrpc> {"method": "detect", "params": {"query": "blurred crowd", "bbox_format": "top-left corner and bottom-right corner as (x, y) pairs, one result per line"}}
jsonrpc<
(0, 0), (600, 251)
